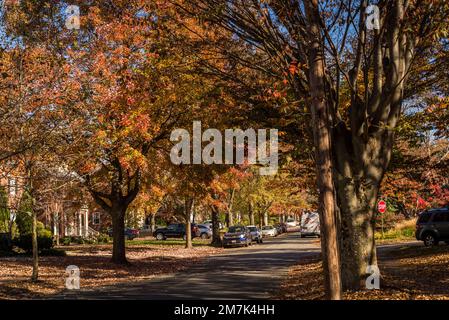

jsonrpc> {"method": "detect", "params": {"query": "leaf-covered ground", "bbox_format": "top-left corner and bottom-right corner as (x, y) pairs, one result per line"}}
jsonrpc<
(0, 243), (222, 299)
(275, 243), (449, 300)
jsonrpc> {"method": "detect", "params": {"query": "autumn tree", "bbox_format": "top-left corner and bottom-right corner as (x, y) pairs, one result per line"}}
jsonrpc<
(183, 0), (449, 298)
(58, 1), (195, 263)
(1, 0), (79, 280)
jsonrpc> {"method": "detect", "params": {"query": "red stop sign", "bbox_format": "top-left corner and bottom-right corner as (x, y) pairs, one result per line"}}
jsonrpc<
(377, 200), (387, 213)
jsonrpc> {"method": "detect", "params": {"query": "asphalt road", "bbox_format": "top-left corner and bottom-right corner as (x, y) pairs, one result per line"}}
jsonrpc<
(59, 232), (321, 300)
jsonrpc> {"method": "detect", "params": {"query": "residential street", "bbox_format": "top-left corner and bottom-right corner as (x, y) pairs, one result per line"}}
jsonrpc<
(58, 233), (321, 300)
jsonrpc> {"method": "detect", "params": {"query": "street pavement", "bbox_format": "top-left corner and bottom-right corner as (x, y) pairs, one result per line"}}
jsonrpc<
(57, 232), (321, 300)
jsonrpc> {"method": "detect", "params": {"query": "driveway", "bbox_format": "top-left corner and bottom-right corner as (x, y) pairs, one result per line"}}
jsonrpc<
(57, 232), (321, 300)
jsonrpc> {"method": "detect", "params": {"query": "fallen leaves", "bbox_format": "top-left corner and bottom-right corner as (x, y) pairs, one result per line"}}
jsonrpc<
(274, 244), (449, 300)
(0, 244), (223, 299)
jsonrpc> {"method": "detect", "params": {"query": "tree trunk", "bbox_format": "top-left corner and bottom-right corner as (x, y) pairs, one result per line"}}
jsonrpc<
(185, 198), (194, 249)
(111, 206), (127, 264)
(31, 210), (38, 282)
(248, 202), (255, 225)
(305, 0), (342, 300)
(227, 188), (235, 227)
(185, 219), (192, 249)
(150, 212), (156, 233)
(211, 206), (221, 246)
(333, 131), (390, 290)
(336, 177), (379, 290)
(263, 211), (269, 226)
(227, 211), (233, 227)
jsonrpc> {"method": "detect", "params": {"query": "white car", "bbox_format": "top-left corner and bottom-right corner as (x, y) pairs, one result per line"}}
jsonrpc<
(285, 218), (297, 228)
(261, 225), (277, 237)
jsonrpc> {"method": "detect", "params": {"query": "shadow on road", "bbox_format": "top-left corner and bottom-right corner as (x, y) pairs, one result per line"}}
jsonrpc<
(56, 233), (321, 300)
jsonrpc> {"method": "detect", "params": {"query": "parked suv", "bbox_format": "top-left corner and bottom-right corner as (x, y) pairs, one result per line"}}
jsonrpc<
(416, 207), (449, 246)
(153, 223), (200, 241)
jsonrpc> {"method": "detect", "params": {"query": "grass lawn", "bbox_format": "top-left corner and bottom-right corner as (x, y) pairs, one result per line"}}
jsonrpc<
(375, 219), (416, 244)
(275, 242), (449, 300)
(126, 238), (212, 247)
(0, 241), (222, 299)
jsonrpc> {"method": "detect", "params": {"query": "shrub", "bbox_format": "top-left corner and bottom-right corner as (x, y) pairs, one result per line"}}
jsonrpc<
(0, 187), (10, 233)
(14, 229), (54, 252)
(96, 233), (110, 244)
(83, 238), (95, 244)
(15, 193), (34, 235)
(71, 236), (85, 244)
(61, 237), (72, 246)
(0, 233), (12, 252)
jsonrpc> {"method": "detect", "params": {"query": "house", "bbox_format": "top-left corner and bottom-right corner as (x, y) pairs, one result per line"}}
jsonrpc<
(1, 167), (105, 239)
(0, 171), (25, 225)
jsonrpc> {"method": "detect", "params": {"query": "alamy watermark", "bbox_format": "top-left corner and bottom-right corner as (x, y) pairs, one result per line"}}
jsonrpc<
(65, 5), (80, 30)
(65, 265), (80, 290)
(366, 4), (380, 30)
(170, 121), (278, 175)
(365, 265), (380, 290)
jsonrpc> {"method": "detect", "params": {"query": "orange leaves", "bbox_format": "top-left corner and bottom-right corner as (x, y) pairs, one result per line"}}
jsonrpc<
(288, 60), (299, 75)
(79, 162), (96, 174)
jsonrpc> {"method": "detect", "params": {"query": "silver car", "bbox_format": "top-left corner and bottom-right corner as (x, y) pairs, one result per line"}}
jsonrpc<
(247, 225), (263, 243)
(197, 224), (212, 239)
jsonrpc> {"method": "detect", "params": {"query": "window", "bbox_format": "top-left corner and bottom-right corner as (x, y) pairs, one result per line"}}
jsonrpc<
(92, 212), (100, 225)
(418, 211), (432, 223)
(432, 211), (449, 222)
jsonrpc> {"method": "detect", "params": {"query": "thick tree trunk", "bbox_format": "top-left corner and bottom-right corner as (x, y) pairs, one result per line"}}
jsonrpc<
(336, 177), (379, 290)
(305, 0), (342, 300)
(211, 206), (221, 246)
(86, 160), (141, 265)
(333, 131), (391, 290)
(111, 206), (127, 264)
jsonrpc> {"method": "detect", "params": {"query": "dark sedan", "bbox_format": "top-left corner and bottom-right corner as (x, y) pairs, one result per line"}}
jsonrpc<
(107, 228), (139, 240)
(222, 226), (252, 248)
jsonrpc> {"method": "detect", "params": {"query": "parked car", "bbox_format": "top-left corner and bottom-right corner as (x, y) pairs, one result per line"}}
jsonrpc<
(274, 223), (286, 234)
(139, 225), (154, 237)
(222, 226), (252, 247)
(107, 228), (139, 240)
(261, 225), (277, 237)
(285, 218), (297, 228)
(416, 207), (449, 246)
(197, 224), (212, 239)
(153, 223), (200, 241)
(202, 220), (224, 230)
(247, 225), (263, 243)
(300, 211), (321, 238)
